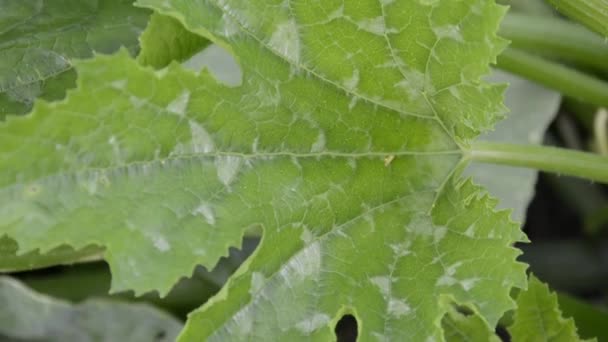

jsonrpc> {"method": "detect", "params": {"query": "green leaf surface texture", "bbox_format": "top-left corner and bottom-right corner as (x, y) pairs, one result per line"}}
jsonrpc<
(508, 275), (594, 342)
(138, 12), (210, 69)
(0, 0), (149, 117)
(1, 0), (528, 340)
(0, 276), (182, 342)
(441, 306), (501, 342)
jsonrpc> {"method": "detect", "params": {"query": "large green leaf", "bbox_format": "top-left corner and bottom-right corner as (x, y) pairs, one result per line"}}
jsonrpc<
(1, 0), (527, 340)
(0, 276), (182, 342)
(508, 275), (594, 341)
(0, 0), (149, 117)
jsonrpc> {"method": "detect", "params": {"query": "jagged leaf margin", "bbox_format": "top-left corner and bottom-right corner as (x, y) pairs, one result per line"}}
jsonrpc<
(508, 275), (595, 342)
(0, 0), (149, 117)
(137, 12), (210, 69)
(1, 0), (527, 340)
(0, 276), (181, 342)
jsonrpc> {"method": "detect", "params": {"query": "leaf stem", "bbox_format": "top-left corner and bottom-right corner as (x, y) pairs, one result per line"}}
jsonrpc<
(500, 13), (608, 73)
(545, 0), (608, 38)
(469, 142), (608, 184)
(496, 48), (608, 108)
(595, 108), (608, 156)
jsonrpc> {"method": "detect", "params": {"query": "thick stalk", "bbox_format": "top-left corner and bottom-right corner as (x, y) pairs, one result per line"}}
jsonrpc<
(496, 48), (608, 108)
(546, 0), (608, 38)
(469, 142), (608, 184)
(500, 13), (608, 73)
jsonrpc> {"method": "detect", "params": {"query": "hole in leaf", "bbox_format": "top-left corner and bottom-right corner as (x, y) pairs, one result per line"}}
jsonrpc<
(453, 304), (474, 316)
(335, 314), (358, 342)
(495, 325), (510, 342)
(155, 330), (166, 340)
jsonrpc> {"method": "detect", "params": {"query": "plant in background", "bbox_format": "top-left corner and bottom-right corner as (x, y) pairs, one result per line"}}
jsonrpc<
(1, 0), (607, 341)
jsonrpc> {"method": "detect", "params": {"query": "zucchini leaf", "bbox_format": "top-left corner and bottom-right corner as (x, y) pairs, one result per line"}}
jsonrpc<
(1, 0), (528, 340)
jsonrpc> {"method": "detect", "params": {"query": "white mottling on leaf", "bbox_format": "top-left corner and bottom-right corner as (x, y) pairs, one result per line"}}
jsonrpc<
(110, 79), (127, 90)
(129, 95), (146, 108)
(231, 307), (254, 336)
(348, 96), (358, 110)
(193, 202), (216, 225)
(221, 13), (240, 37)
(464, 223), (476, 237)
(150, 233), (171, 252)
(395, 69), (426, 97)
(433, 226), (447, 243)
(167, 91), (190, 116)
(388, 298), (412, 317)
(343, 69), (360, 90)
(310, 130), (326, 152)
(433, 25), (463, 42)
(371, 276), (391, 296)
(300, 227), (314, 244)
(268, 19), (301, 64)
(347, 158), (357, 169)
(250, 272), (266, 295)
(357, 16), (385, 35)
(127, 258), (141, 277)
(372, 332), (389, 342)
(461, 278), (480, 291)
(216, 156), (242, 187)
(108, 135), (123, 162)
(390, 241), (412, 257)
(436, 262), (462, 287)
(327, 5), (344, 21)
(280, 242), (322, 281)
(256, 82), (281, 108)
(294, 313), (330, 334)
(189, 121), (215, 153)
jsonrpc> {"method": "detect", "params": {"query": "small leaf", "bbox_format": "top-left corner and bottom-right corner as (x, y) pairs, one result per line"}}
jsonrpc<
(0, 276), (182, 342)
(558, 293), (608, 341)
(442, 306), (502, 342)
(137, 12), (210, 69)
(508, 275), (595, 342)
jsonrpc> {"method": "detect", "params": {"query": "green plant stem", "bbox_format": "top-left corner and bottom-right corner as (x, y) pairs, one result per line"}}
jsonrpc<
(496, 48), (608, 108)
(594, 108), (608, 155)
(546, 0), (608, 38)
(500, 13), (608, 73)
(469, 142), (608, 184)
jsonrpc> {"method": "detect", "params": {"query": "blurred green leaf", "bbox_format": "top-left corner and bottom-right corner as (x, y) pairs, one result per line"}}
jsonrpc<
(0, 0), (149, 117)
(0, 276), (182, 342)
(508, 275), (594, 341)
(558, 293), (608, 341)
